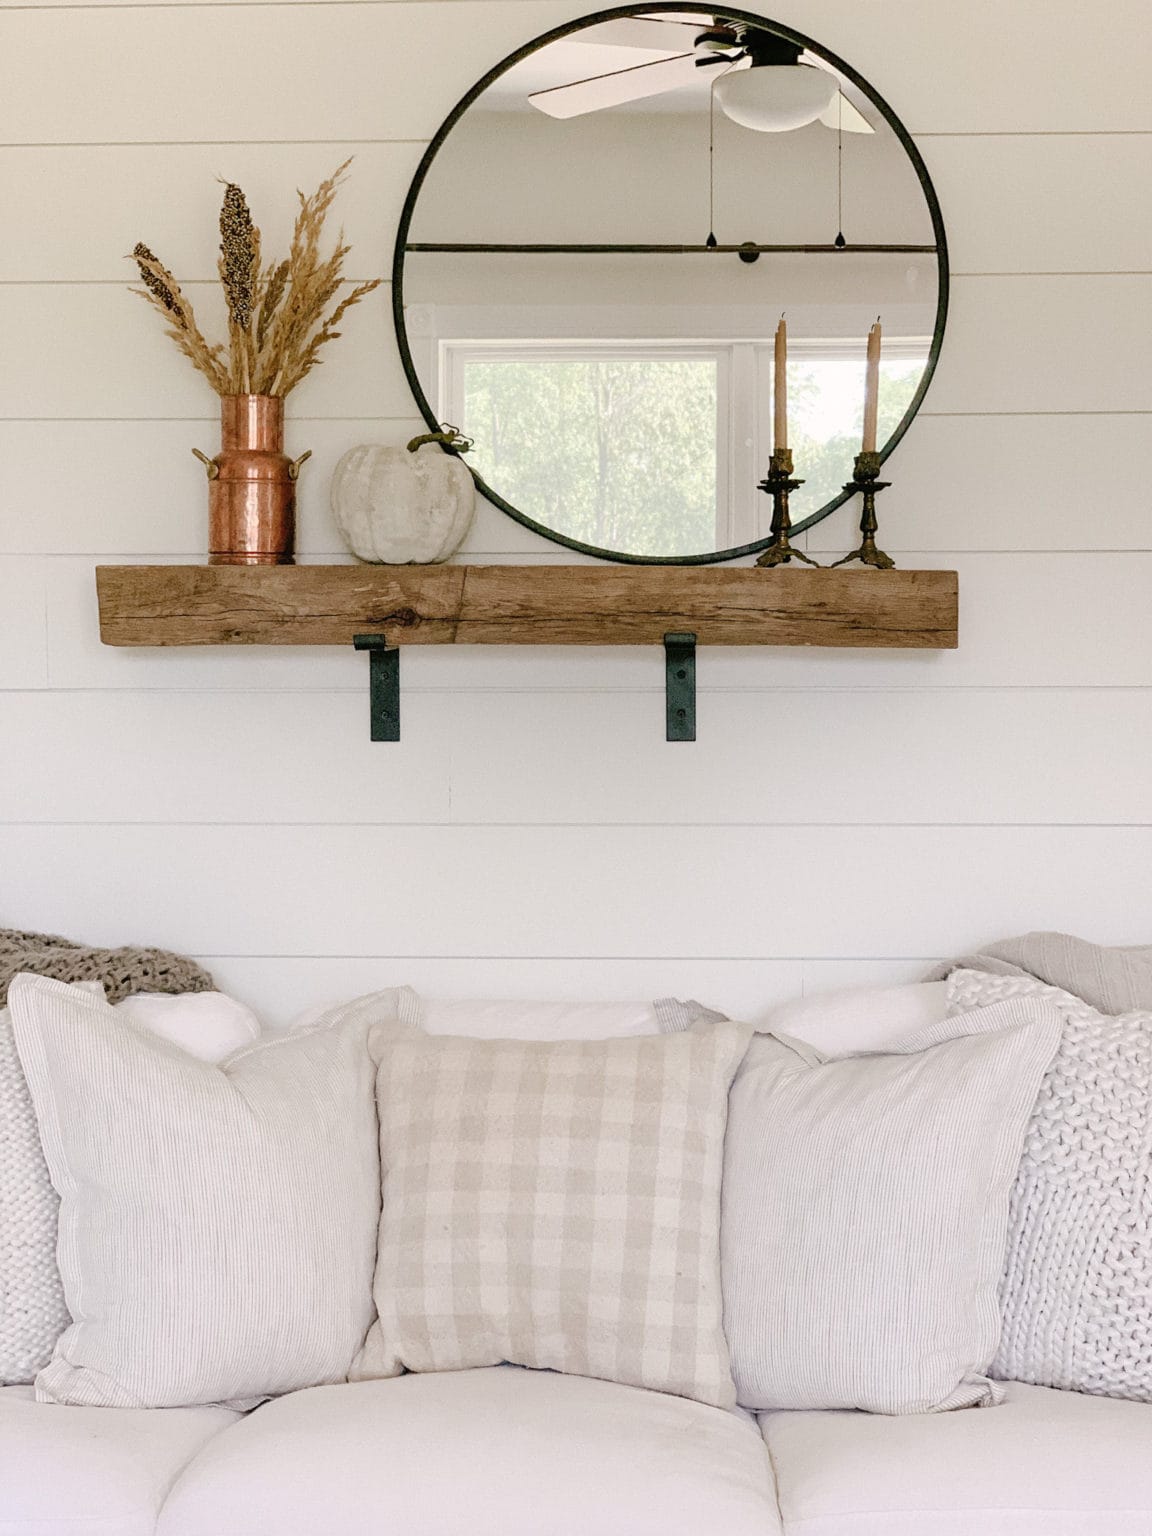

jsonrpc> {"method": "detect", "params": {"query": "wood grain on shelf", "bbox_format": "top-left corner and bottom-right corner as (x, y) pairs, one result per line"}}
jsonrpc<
(96, 564), (959, 649)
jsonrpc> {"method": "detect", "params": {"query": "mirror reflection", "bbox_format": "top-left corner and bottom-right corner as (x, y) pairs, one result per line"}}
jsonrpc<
(398, 7), (945, 561)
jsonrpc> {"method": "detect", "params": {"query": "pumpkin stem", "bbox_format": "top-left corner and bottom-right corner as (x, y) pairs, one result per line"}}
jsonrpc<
(406, 424), (473, 454)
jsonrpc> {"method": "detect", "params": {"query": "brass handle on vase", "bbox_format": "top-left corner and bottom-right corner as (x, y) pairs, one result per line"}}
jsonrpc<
(288, 449), (313, 482)
(192, 449), (220, 481)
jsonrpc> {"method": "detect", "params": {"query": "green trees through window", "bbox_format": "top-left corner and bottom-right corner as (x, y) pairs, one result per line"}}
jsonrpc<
(456, 347), (926, 556)
(462, 356), (718, 556)
(787, 360), (923, 523)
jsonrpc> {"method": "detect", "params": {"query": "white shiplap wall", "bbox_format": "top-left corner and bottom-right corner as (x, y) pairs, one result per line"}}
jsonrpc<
(1, 0), (1150, 1026)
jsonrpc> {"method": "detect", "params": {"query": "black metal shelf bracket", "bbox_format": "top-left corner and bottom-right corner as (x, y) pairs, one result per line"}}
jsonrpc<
(354, 630), (695, 743)
(664, 632), (697, 743)
(354, 634), (400, 742)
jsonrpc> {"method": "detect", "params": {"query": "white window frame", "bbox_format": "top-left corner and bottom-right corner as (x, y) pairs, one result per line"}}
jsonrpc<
(439, 334), (930, 551)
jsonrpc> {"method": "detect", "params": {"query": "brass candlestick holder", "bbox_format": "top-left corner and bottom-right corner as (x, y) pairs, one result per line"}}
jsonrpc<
(755, 449), (819, 568)
(831, 451), (896, 570)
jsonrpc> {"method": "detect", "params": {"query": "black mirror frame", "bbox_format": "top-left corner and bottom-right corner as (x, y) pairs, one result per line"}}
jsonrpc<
(392, 2), (949, 566)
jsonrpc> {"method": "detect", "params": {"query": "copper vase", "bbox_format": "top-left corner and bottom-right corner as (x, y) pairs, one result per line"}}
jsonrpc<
(194, 395), (311, 565)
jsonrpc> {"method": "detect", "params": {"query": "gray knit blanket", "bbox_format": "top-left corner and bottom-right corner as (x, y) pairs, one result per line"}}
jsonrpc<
(927, 930), (1152, 1014)
(0, 927), (213, 1008)
(937, 933), (1152, 1403)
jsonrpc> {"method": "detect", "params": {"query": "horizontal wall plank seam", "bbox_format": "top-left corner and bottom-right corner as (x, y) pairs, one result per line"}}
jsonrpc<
(3, 276), (1147, 287)
(0, 416), (417, 424)
(0, 140), (433, 149)
(920, 410), (1152, 418)
(2, 821), (1149, 831)
(5, 273), (1151, 286)
(914, 130), (1152, 138)
(4, 411), (1150, 424)
(0, 0), (551, 7)
(0, 3), (567, 13)
(189, 953), (942, 962)
(0, 417), (416, 425)
(0, 132), (1147, 149)
(13, 548), (1152, 557)
(10, 685), (1152, 696)
(949, 272), (1152, 279)
(15, 690), (1152, 700)
(20, 549), (1152, 559)
(13, 690), (1152, 707)
(0, 278), (392, 287)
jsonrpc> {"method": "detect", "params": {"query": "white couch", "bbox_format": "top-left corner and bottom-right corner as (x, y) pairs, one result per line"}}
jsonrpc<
(5, 980), (1151, 1534)
(4, 1365), (1151, 1536)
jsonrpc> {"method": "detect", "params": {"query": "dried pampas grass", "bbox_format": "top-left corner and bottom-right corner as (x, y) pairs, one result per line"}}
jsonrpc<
(131, 160), (381, 399)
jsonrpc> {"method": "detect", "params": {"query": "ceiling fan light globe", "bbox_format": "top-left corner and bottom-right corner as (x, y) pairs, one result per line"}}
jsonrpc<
(714, 64), (838, 132)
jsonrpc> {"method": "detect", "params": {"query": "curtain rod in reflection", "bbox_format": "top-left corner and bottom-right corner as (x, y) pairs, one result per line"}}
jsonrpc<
(405, 242), (936, 255)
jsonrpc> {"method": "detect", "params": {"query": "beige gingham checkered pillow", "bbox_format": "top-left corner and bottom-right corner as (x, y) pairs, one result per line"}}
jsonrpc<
(353, 1021), (752, 1409)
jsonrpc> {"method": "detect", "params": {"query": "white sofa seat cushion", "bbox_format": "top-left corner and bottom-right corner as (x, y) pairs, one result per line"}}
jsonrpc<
(157, 1367), (783, 1536)
(759, 1381), (1152, 1535)
(0, 1385), (239, 1536)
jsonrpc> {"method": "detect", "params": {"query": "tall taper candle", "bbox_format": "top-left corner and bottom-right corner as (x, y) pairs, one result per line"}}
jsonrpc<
(861, 318), (881, 453)
(773, 315), (788, 452)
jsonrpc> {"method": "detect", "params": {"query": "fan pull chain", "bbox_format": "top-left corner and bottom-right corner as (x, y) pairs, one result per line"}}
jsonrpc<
(706, 74), (718, 248)
(834, 91), (846, 249)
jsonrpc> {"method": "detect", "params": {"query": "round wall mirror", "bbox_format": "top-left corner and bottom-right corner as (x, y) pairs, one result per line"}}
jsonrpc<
(394, 4), (948, 564)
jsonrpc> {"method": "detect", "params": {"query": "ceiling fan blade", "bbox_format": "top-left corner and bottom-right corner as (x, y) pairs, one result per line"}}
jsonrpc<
(818, 91), (874, 134)
(529, 52), (702, 119)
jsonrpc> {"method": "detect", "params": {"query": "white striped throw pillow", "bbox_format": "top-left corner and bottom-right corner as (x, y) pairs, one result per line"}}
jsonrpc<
(7, 974), (406, 1408)
(0, 984), (257, 1387)
(353, 1020), (753, 1409)
(722, 998), (1064, 1414)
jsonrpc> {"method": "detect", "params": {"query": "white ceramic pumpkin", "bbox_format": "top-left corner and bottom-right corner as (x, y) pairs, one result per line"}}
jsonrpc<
(330, 433), (476, 563)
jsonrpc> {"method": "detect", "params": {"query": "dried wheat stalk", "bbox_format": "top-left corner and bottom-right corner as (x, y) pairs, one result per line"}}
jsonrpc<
(130, 244), (230, 394)
(130, 161), (381, 400)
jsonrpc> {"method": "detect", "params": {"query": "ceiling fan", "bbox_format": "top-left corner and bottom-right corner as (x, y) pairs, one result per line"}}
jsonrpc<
(528, 16), (874, 134)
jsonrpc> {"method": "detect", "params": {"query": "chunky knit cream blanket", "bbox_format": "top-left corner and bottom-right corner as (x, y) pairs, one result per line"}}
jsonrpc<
(942, 936), (1152, 1404)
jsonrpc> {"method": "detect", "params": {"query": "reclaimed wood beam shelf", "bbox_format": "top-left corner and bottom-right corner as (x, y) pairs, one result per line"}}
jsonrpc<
(96, 564), (958, 742)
